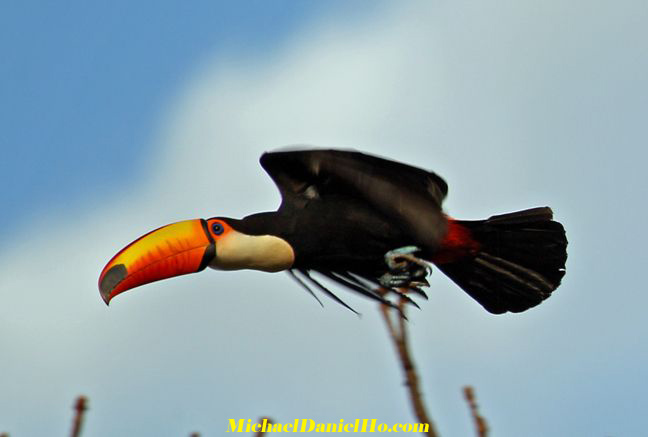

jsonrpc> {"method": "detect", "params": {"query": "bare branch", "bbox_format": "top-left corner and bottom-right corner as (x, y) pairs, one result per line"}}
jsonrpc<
(463, 386), (489, 437)
(70, 396), (88, 437)
(255, 417), (273, 437)
(380, 297), (439, 437)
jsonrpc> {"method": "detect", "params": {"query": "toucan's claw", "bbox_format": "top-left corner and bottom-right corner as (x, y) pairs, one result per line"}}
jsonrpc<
(409, 278), (430, 288)
(409, 287), (428, 299)
(393, 290), (421, 309)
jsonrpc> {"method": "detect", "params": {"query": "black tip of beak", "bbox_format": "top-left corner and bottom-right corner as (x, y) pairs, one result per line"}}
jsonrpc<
(99, 264), (127, 305)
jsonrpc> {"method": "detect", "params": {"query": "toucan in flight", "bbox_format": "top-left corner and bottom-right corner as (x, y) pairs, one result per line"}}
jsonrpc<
(99, 149), (567, 314)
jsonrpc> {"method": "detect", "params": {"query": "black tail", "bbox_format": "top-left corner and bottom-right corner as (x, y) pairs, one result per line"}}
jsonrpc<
(437, 207), (567, 314)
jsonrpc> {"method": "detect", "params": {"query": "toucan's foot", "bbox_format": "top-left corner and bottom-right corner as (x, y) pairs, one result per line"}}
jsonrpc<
(380, 246), (431, 289)
(384, 246), (420, 270)
(378, 272), (430, 289)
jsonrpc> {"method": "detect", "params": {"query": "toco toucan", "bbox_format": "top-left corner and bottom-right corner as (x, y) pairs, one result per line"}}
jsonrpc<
(99, 149), (567, 314)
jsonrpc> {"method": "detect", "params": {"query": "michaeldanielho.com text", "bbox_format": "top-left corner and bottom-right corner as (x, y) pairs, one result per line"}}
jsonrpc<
(228, 418), (430, 433)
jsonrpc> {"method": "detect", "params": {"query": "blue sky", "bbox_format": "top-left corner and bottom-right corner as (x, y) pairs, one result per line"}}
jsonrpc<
(0, 0), (375, 244)
(2, 1), (648, 436)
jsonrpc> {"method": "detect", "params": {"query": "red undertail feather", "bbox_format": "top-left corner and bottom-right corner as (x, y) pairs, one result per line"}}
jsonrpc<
(431, 218), (481, 264)
(433, 207), (567, 314)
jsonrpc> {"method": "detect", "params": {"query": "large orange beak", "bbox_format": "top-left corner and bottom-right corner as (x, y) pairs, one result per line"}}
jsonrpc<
(98, 219), (215, 304)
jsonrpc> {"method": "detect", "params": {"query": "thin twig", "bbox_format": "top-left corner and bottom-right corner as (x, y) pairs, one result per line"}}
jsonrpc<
(380, 297), (439, 437)
(463, 386), (489, 437)
(70, 396), (88, 437)
(189, 433), (201, 437)
(254, 417), (273, 437)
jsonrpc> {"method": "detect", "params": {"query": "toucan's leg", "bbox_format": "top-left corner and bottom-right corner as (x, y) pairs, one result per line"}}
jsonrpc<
(379, 246), (431, 289)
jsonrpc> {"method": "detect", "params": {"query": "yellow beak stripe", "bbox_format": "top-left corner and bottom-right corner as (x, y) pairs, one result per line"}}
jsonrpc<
(98, 219), (214, 304)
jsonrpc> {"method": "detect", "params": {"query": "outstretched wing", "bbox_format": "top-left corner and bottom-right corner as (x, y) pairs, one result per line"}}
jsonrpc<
(260, 148), (448, 248)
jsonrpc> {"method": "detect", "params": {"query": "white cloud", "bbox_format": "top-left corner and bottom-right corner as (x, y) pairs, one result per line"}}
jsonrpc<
(2, 0), (647, 435)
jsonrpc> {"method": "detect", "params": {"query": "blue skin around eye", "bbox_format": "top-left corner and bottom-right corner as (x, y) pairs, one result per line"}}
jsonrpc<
(212, 223), (224, 235)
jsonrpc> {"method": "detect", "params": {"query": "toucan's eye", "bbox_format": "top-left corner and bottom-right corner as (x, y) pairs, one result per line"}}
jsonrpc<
(211, 222), (224, 235)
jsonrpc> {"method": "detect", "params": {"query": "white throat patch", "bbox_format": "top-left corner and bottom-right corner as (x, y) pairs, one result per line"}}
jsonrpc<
(209, 231), (294, 272)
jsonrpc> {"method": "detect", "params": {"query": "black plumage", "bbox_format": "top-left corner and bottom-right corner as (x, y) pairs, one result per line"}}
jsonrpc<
(227, 149), (568, 314)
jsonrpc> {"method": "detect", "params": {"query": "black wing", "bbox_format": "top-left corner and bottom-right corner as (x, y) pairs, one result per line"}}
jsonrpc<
(260, 148), (446, 312)
(260, 148), (448, 248)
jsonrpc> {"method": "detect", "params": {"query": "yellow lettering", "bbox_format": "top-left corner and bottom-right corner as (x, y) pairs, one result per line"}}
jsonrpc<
(227, 419), (244, 432)
(301, 419), (314, 432)
(228, 418), (435, 433)
(324, 423), (337, 432)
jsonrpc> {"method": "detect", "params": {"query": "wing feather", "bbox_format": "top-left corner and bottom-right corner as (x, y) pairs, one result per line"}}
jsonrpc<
(260, 149), (448, 248)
